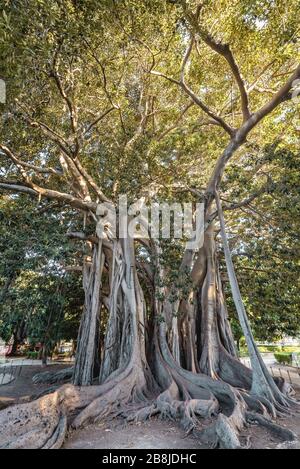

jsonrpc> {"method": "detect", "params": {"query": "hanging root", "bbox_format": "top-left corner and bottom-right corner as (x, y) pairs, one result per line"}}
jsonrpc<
(32, 367), (74, 385)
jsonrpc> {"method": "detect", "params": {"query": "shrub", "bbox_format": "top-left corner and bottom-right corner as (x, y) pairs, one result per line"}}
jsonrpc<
(258, 345), (280, 353)
(282, 346), (300, 353)
(26, 351), (39, 360)
(274, 352), (293, 365)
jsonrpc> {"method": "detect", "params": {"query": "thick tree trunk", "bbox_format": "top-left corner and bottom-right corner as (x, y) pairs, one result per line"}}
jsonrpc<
(73, 241), (104, 385)
(0, 216), (297, 449)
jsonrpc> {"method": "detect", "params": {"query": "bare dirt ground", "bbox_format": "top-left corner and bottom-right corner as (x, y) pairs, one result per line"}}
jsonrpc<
(64, 419), (203, 449)
(1, 365), (299, 449)
(64, 388), (300, 450)
(0, 364), (69, 409)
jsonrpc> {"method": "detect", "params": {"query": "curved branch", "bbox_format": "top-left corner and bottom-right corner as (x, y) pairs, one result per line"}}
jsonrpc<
(72, 158), (111, 203)
(15, 100), (72, 156)
(0, 183), (38, 197)
(0, 181), (96, 211)
(0, 145), (62, 177)
(156, 101), (194, 141)
(49, 41), (79, 155)
(81, 106), (117, 138)
(206, 64), (300, 194)
(151, 71), (235, 136)
(180, 81), (235, 136)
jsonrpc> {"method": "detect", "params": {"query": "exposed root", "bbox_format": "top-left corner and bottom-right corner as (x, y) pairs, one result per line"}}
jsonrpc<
(32, 367), (74, 385)
(123, 381), (219, 435)
(246, 412), (297, 442)
(0, 373), (298, 449)
(0, 383), (116, 449)
(0, 391), (67, 449)
(193, 388), (246, 449)
(71, 363), (147, 429)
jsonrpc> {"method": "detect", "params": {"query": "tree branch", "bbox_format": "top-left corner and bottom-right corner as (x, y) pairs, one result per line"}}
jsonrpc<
(16, 100), (73, 157)
(49, 42), (79, 155)
(180, 81), (235, 136)
(0, 183), (38, 197)
(181, 1), (250, 122)
(73, 157), (111, 203)
(180, 36), (195, 83)
(150, 70), (235, 136)
(0, 144), (62, 177)
(156, 101), (194, 141)
(206, 64), (300, 194)
(0, 180), (97, 211)
(81, 106), (117, 138)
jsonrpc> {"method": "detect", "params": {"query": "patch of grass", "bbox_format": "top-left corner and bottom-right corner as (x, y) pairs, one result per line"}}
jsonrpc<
(26, 351), (39, 360)
(257, 345), (300, 353)
(274, 352), (300, 365)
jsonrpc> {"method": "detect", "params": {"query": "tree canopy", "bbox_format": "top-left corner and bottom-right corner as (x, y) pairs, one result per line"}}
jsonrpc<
(1, 0), (299, 344)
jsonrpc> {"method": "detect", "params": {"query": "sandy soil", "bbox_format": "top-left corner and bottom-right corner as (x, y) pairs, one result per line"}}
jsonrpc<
(1, 365), (299, 449)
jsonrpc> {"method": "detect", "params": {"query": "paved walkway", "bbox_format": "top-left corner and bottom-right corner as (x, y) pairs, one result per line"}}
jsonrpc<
(241, 354), (300, 386)
(0, 358), (72, 368)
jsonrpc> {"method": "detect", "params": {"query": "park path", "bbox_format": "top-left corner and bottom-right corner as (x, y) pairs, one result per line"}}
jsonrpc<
(241, 353), (300, 387)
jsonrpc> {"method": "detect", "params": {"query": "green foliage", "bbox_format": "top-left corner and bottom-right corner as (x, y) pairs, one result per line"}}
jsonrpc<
(274, 352), (293, 365)
(0, 0), (299, 347)
(223, 145), (300, 342)
(26, 351), (39, 360)
(0, 197), (83, 351)
(258, 345), (281, 353)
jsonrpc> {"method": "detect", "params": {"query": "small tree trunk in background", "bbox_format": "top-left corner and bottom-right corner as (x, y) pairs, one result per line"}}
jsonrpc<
(41, 345), (47, 367)
(10, 331), (18, 356)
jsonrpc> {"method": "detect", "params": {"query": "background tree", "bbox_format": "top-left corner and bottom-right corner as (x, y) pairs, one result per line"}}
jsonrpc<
(0, 195), (83, 355)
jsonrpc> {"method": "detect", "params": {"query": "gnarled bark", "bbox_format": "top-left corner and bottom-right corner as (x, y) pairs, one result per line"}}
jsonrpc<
(0, 216), (298, 450)
(73, 241), (104, 385)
